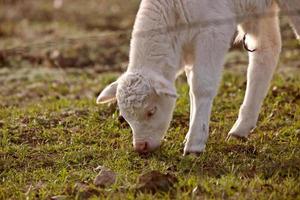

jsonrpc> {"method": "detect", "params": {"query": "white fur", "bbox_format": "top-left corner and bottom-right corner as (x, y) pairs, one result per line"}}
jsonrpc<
(117, 72), (152, 112)
(98, 0), (300, 154)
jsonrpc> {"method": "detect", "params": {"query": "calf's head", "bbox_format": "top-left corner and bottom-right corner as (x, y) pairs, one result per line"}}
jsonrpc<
(97, 72), (177, 153)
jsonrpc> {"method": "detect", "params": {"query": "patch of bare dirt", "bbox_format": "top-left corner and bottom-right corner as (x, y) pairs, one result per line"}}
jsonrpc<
(136, 171), (178, 193)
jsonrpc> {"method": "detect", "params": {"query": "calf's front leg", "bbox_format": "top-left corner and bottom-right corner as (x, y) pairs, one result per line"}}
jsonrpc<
(184, 27), (235, 155)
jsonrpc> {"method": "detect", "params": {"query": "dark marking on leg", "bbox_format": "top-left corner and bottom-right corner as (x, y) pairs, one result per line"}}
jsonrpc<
(202, 124), (206, 133)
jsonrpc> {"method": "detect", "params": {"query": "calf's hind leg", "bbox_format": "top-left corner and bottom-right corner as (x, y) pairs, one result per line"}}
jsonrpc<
(278, 0), (300, 39)
(228, 11), (282, 138)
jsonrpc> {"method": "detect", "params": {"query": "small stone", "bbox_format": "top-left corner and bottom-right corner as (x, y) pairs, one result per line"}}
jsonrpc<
(93, 167), (116, 188)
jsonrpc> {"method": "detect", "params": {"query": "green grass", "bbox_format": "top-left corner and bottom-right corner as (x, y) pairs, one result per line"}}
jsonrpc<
(0, 67), (299, 200)
(0, 1), (300, 199)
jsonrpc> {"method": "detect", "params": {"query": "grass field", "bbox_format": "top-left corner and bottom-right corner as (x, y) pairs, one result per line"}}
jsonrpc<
(1, 1), (300, 199)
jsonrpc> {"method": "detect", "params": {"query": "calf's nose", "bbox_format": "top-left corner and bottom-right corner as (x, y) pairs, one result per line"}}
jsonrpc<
(134, 141), (149, 153)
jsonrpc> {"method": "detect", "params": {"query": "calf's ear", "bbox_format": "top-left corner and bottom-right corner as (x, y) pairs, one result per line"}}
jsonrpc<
(96, 81), (118, 104)
(151, 75), (177, 98)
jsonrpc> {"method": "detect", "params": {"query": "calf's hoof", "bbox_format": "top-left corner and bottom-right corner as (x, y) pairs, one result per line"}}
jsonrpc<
(227, 120), (256, 139)
(183, 143), (206, 156)
(183, 151), (203, 157)
(226, 134), (248, 142)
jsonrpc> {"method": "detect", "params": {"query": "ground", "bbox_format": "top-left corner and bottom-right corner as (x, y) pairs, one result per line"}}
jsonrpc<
(0, 1), (300, 199)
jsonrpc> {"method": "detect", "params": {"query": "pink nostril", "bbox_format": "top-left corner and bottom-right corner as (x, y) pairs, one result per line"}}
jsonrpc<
(135, 142), (148, 153)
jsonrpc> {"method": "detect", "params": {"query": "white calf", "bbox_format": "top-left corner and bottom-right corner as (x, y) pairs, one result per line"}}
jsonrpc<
(97, 0), (300, 155)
